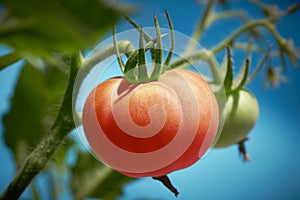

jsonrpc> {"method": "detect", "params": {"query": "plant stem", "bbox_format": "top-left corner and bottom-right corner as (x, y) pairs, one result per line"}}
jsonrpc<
(232, 42), (264, 53)
(113, 27), (126, 72)
(185, 0), (216, 53)
(84, 40), (135, 71)
(211, 19), (281, 54)
(170, 20), (282, 71)
(247, 46), (270, 84)
(73, 40), (134, 102)
(0, 53), (82, 200)
(211, 10), (249, 22)
(169, 49), (221, 85)
(124, 16), (152, 42)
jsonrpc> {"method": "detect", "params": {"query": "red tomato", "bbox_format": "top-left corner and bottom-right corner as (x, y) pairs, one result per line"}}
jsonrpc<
(82, 69), (219, 177)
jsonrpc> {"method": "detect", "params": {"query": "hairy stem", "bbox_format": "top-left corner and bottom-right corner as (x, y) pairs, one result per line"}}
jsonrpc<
(232, 42), (264, 53)
(211, 10), (249, 22)
(170, 19), (282, 70)
(83, 40), (134, 71)
(0, 53), (82, 200)
(185, 0), (216, 53)
(211, 19), (281, 54)
(113, 27), (126, 72)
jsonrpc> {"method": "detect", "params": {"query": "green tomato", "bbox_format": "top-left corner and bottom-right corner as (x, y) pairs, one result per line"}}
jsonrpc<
(214, 89), (259, 148)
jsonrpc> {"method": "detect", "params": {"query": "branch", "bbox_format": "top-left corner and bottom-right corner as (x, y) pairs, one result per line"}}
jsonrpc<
(211, 10), (250, 22)
(169, 49), (221, 83)
(231, 42), (264, 53)
(211, 19), (281, 54)
(185, 0), (217, 53)
(0, 53), (82, 200)
(170, 19), (283, 70)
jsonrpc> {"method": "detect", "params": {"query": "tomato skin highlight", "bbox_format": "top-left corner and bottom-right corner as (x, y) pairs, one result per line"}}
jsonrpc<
(214, 89), (259, 148)
(82, 69), (219, 177)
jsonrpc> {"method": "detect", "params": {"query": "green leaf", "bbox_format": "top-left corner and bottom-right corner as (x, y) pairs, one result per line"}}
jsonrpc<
(3, 63), (68, 166)
(70, 151), (134, 200)
(0, 51), (22, 71)
(52, 138), (74, 168)
(0, 0), (131, 57)
(49, 138), (75, 199)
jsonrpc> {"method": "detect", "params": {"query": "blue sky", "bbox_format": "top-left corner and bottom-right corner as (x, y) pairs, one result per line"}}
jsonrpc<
(1, 0), (300, 199)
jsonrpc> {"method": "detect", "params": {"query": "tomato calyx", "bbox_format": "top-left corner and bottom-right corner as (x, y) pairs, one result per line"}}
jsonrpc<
(223, 45), (271, 96)
(113, 10), (175, 84)
(218, 46), (269, 160)
(223, 47), (250, 97)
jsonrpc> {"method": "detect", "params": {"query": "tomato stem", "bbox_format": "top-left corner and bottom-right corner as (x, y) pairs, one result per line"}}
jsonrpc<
(238, 138), (251, 162)
(171, 19), (296, 70)
(153, 175), (179, 197)
(185, 0), (217, 53)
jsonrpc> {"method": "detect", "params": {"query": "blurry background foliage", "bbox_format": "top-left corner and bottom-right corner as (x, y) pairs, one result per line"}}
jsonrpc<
(0, 0), (299, 199)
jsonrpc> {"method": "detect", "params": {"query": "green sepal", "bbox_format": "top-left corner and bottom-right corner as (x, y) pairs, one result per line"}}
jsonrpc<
(150, 14), (163, 81)
(124, 15), (156, 60)
(231, 59), (250, 92)
(137, 27), (149, 82)
(163, 10), (175, 68)
(124, 51), (138, 83)
(223, 46), (233, 93)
